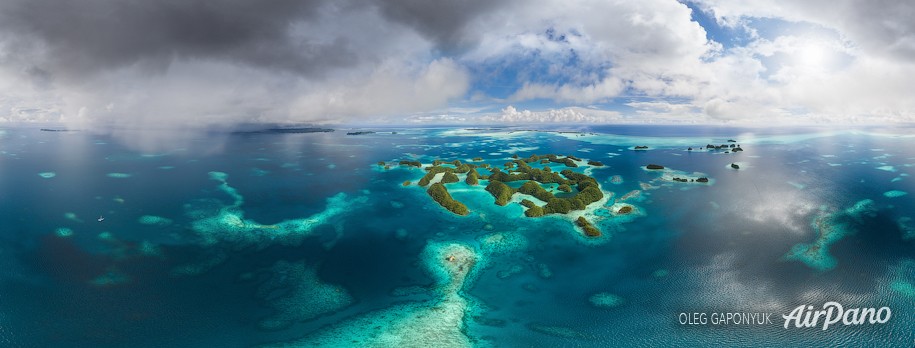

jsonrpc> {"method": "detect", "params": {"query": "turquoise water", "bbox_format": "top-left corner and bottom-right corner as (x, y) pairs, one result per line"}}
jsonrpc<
(1, 126), (914, 347)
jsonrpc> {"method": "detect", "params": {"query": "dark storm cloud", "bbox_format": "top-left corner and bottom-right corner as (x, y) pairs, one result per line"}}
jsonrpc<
(0, 0), (357, 78)
(843, 0), (915, 59)
(374, 0), (515, 53)
(0, 0), (513, 81)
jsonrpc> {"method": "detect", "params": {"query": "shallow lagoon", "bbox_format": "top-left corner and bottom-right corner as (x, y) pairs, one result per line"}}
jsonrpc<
(1, 125), (914, 347)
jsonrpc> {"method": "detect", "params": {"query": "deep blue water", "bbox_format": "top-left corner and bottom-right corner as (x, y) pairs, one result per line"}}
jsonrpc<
(1, 125), (914, 347)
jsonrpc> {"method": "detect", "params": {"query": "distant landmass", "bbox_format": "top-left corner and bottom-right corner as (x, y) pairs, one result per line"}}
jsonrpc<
(233, 127), (334, 134)
(40, 128), (75, 132)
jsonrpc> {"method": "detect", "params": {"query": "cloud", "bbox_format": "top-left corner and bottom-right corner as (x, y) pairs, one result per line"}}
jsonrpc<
(0, 0), (471, 130)
(374, 0), (518, 52)
(0, 0), (338, 77)
(480, 105), (622, 124)
(1, 0), (914, 130)
(468, 0), (718, 104)
(289, 58), (470, 121)
(510, 77), (625, 104)
(694, 0), (915, 61)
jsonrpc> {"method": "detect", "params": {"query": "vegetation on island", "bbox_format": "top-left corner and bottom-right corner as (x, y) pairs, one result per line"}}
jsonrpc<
(418, 166), (451, 186)
(427, 183), (469, 216)
(399, 160), (422, 168)
(441, 172), (460, 184)
(525, 205), (545, 217)
(485, 180), (515, 206)
(576, 216), (601, 237)
(402, 153), (609, 236)
(479, 155), (605, 217)
(454, 162), (473, 173)
(518, 180), (555, 202)
(465, 168), (480, 186)
(543, 198), (573, 214)
(540, 154), (578, 167)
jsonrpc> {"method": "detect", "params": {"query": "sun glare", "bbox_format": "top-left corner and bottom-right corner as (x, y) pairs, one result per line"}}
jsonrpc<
(787, 35), (847, 74)
(796, 44), (826, 67)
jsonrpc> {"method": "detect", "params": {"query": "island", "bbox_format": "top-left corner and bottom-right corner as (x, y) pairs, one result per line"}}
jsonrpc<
(399, 160), (422, 168)
(576, 216), (601, 237)
(398, 153), (609, 238)
(427, 183), (469, 216)
(346, 131), (376, 135)
(40, 128), (75, 132)
(265, 127), (333, 133)
(232, 127), (334, 134)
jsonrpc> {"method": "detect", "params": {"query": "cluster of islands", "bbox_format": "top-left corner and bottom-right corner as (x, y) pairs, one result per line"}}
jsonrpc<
(382, 153), (623, 238)
(378, 137), (748, 239)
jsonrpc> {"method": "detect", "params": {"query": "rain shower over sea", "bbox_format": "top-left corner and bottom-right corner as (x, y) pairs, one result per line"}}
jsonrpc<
(1, 125), (914, 347)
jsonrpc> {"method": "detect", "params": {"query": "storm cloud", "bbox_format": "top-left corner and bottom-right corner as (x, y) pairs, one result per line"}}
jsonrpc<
(2, 0), (379, 79)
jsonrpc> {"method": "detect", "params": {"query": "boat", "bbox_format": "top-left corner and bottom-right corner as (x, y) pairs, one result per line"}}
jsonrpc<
(98, 216), (105, 222)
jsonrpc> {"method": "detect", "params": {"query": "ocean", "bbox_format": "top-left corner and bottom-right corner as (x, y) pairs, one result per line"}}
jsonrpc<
(1, 125), (913, 347)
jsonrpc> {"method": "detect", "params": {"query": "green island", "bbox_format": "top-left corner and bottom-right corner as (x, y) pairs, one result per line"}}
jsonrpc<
(397, 154), (608, 237)
(576, 216), (601, 237)
(427, 183), (469, 216)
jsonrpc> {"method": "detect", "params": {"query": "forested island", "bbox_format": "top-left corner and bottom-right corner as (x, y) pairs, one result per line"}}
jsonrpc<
(396, 154), (608, 237)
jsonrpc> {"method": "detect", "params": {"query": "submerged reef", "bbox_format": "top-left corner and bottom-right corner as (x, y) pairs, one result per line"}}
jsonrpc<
(264, 242), (480, 348)
(55, 227), (74, 237)
(884, 190), (908, 198)
(255, 260), (353, 331)
(185, 172), (368, 247)
(785, 199), (878, 271)
(899, 217), (915, 240)
(138, 215), (173, 226)
(589, 292), (624, 309)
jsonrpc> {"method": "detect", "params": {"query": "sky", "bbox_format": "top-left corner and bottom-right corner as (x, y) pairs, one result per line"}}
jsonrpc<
(1, 0), (914, 128)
